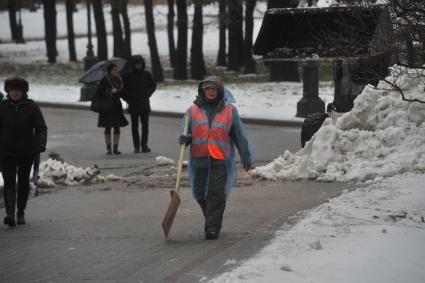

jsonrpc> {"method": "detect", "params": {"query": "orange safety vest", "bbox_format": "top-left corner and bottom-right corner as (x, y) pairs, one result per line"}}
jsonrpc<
(191, 104), (233, 160)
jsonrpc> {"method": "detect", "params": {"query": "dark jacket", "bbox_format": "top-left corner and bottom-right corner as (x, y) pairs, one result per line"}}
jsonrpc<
(123, 70), (156, 114)
(96, 76), (129, 128)
(0, 98), (47, 156)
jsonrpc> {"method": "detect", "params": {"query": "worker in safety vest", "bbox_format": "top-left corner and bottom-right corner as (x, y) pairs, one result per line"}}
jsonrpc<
(179, 76), (254, 240)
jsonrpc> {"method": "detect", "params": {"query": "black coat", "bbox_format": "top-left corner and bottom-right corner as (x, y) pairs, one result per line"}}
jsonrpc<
(0, 98), (47, 156)
(96, 77), (129, 128)
(123, 70), (156, 114)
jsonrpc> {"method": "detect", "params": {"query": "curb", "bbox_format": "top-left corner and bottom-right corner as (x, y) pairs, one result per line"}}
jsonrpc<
(38, 102), (304, 128)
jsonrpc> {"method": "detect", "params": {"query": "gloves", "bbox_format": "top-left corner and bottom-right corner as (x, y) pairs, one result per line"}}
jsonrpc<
(243, 163), (251, 172)
(179, 135), (192, 145)
(40, 145), (46, 153)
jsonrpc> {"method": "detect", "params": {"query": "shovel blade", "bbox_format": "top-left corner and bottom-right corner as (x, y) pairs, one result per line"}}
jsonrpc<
(162, 190), (181, 239)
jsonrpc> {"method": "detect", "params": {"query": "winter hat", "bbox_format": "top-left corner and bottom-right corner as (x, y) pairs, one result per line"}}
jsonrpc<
(130, 55), (145, 68)
(4, 77), (29, 93)
(198, 76), (224, 101)
(106, 63), (118, 75)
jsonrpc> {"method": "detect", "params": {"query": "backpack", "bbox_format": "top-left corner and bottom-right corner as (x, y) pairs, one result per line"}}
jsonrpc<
(301, 112), (329, 147)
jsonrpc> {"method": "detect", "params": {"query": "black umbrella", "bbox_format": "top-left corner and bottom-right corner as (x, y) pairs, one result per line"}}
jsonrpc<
(79, 57), (127, 84)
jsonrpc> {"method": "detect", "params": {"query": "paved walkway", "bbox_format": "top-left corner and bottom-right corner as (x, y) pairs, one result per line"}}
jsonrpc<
(0, 179), (352, 282)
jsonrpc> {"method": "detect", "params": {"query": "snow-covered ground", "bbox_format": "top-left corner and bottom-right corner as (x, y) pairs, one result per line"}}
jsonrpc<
(22, 81), (333, 122)
(209, 173), (425, 283)
(208, 68), (425, 282)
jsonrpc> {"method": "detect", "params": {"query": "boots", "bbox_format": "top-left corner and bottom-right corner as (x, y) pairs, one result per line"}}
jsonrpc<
(17, 211), (26, 225)
(105, 134), (112, 155)
(113, 134), (121, 155)
(3, 215), (16, 227)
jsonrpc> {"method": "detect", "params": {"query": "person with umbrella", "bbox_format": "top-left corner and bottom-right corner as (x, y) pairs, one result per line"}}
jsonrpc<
(0, 77), (47, 227)
(94, 63), (128, 155)
(179, 76), (254, 240)
(122, 55), (156, 153)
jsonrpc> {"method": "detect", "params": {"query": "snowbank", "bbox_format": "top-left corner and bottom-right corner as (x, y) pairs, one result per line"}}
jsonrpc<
(209, 173), (425, 283)
(253, 67), (425, 182)
(37, 158), (121, 188)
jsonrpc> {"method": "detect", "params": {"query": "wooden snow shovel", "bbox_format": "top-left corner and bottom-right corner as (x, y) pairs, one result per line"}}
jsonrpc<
(162, 110), (190, 239)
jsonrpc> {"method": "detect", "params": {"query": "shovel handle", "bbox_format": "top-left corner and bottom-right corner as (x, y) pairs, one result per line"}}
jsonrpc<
(175, 110), (190, 194)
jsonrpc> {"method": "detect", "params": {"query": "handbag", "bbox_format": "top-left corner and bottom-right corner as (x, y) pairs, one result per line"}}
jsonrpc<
(90, 92), (114, 113)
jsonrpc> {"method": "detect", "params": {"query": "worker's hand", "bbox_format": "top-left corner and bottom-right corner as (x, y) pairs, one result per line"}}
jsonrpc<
(243, 162), (251, 172)
(179, 135), (192, 145)
(39, 145), (46, 153)
(111, 88), (118, 94)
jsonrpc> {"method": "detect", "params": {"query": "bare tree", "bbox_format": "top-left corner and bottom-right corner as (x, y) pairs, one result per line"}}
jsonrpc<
(167, 0), (177, 68)
(217, 0), (227, 66)
(244, 0), (257, 74)
(111, 0), (125, 58)
(66, 0), (77, 61)
(7, 0), (18, 41)
(121, 0), (132, 58)
(92, 0), (108, 60)
(43, 0), (57, 63)
(174, 0), (188, 80)
(191, 0), (207, 79)
(144, 0), (164, 82)
(227, 0), (244, 71)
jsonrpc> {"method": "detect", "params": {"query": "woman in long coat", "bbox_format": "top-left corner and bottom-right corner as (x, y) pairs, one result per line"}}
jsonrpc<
(0, 77), (47, 227)
(95, 63), (128, 154)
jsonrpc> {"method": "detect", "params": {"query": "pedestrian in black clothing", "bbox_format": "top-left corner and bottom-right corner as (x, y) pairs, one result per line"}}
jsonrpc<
(123, 55), (156, 153)
(0, 77), (47, 227)
(95, 63), (129, 155)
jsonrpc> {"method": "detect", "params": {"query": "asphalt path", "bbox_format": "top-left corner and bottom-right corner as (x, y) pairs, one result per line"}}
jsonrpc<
(0, 107), (354, 282)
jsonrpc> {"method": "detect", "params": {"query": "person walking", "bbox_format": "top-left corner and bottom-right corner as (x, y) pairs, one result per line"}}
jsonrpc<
(123, 55), (156, 153)
(95, 63), (129, 155)
(0, 77), (47, 227)
(179, 76), (254, 240)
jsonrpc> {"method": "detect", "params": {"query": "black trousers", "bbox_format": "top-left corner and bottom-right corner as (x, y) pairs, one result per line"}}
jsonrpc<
(130, 112), (149, 149)
(193, 158), (227, 234)
(1, 155), (34, 217)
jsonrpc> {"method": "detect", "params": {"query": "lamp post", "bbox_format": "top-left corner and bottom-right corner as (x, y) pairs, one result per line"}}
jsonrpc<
(80, 0), (98, 101)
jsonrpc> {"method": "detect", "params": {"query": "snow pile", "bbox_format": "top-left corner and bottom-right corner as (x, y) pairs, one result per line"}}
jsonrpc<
(156, 156), (175, 166)
(37, 158), (121, 188)
(253, 67), (425, 182)
(209, 173), (425, 283)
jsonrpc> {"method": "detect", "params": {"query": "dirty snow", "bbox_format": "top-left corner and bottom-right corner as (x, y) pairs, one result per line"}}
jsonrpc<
(36, 158), (121, 188)
(253, 66), (425, 182)
(156, 156), (175, 166)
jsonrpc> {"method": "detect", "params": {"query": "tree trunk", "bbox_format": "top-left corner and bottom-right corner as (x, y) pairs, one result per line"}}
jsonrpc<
(267, 0), (300, 82)
(65, 0), (77, 61)
(174, 0), (188, 80)
(244, 0), (256, 74)
(92, 0), (108, 60)
(7, 0), (18, 41)
(227, 0), (244, 71)
(111, 0), (124, 58)
(121, 0), (132, 59)
(217, 0), (226, 66)
(167, 0), (176, 68)
(144, 0), (164, 82)
(191, 1), (206, 80)
(43, 0), (57, 63)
